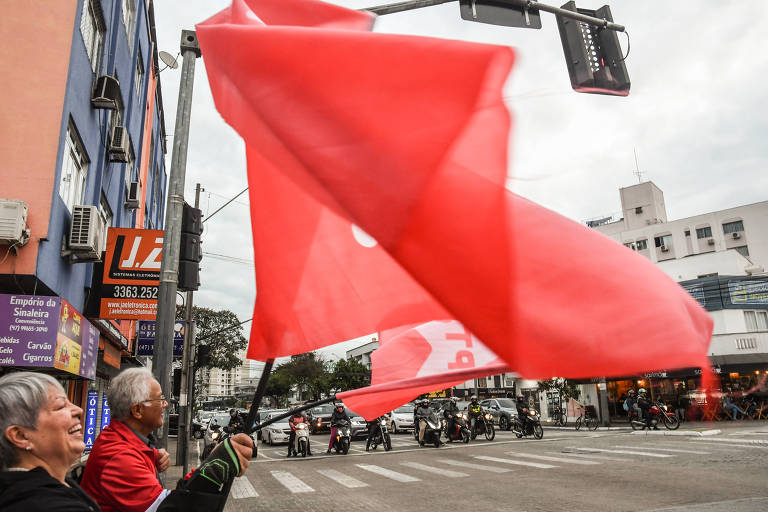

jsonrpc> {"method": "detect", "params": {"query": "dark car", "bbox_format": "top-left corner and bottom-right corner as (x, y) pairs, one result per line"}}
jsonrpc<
(168, 414), (205, 439)
(480, 398), (517, 431)
(306, 404), (335, 434)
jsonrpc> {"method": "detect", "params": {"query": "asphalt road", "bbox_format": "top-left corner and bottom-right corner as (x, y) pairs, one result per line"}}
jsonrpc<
(191, 423), (768, 512)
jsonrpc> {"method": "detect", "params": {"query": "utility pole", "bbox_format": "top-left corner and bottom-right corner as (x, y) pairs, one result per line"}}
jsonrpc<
(176, 183), (202, 472)
(153, 30), (200, 449)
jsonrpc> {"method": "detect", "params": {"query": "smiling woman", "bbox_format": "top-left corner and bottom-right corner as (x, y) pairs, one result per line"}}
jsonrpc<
(0, 371), (100, 512)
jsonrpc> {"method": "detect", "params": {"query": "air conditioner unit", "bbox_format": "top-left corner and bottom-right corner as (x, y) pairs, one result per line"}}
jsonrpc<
(109, 126), (130, 162)
(0, 199), (29, 245)
(91, 75), (122, 110)
(125, 181), (140, 209)
(660, 245), (669, 252)
(68, 205), (104, 260)
(732, 232), (741, 239)
(707, 238), (715, 246)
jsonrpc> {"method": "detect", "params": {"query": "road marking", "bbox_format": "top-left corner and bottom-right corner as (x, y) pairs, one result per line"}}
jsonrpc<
(435, 458), (513, 473)
(564, 447), (674, 458)
(548, 451), (631, 462)
(614, 445), (710, 455)
(507, 452), (600, 465)
(230, 476), (258, 499)
(473, 455), (557, 469)
(317, 469), (369, 488)
(270, 471), (314, 493)
(400, 461), (469, 477)
(687, 440), (768, 450)
(690, 437), (768, 446)
(356, 464), (421, 482)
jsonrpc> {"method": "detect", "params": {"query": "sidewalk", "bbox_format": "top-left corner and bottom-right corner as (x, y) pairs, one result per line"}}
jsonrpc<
(163, 436), (194, 488)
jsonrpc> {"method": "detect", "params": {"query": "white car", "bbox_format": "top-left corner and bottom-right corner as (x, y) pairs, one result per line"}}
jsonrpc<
(262, 410), (291, 445)
(389, 404), (415, 433)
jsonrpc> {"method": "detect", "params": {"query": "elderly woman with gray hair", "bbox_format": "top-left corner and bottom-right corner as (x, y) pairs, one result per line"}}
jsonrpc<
(0, 371), (100, 512)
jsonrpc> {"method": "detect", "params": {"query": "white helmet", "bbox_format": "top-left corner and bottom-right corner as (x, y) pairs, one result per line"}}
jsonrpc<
(638, 388), (647, 396)
(450, 396), (459, 403)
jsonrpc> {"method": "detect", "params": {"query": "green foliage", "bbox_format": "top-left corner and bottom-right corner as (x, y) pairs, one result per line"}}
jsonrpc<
(537, 377), (581, 402)
(273, 352), (330, 401)
(264, 371), (292, 407)
(330, 357), (370, 393)
(177, 305), (248, 371)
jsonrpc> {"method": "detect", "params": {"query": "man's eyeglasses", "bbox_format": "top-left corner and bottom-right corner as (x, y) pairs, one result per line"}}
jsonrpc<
(142, 396), (168, 406)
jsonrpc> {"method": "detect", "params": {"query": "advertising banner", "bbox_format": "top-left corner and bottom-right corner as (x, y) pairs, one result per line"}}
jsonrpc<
(729, 279), (768, 306)
(136, 320), (185, 357)
(0, 294), (97, 378)
(84, 390), (99, 450)
(100, 228), (164, 320)
(101, 394), (111, 429)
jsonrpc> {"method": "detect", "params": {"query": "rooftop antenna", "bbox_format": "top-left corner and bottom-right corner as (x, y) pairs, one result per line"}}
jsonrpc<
(632, 147), (645, 183)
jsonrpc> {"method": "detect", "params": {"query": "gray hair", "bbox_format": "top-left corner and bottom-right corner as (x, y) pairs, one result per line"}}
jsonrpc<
(107, 368), (156, 421)
(0, 372), (64, 470)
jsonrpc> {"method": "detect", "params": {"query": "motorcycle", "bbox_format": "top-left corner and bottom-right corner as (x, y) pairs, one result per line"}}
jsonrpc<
(415, 411), (443, 448)
(470, 412), (496, 441)
(331, 419), (352, 454)
(512, 410), (544, 440)
(629, 401), (680, 430)
(366, 416), (392, 451)
(294, 422), (310, 457)
(443, 412), (471, 443)
(203, 423), (259, 460)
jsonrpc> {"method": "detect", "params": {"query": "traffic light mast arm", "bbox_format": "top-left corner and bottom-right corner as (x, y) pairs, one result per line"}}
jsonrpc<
(362, 0), (625, 32)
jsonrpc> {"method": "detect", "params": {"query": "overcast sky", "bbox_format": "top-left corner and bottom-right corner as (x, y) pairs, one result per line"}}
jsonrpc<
(152, 1), (768, 360)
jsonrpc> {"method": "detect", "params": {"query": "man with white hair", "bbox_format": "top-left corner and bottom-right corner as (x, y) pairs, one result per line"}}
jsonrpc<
(81, 368), (252, 512)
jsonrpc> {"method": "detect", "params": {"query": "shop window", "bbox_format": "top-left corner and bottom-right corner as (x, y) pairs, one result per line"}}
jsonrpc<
(745, 311), (768, 332)
(695, 226), (712, 239)
(722, 220), (744, 234)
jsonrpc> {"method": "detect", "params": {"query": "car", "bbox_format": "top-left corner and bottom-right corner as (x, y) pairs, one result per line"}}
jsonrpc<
(306, 404), (335, 434)
(480, 398), (517, 431)
(345, 409), (370, 439)
(196, 410), (214, 424)
(388, 404), (415, 433)
(261, 410), (291, 445)
(168, 414), (205, 439)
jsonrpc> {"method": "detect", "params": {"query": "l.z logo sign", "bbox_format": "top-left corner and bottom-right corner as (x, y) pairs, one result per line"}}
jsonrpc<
(103, 228), (164, 285)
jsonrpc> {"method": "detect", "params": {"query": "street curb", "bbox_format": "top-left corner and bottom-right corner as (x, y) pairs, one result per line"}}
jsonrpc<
(630, 429), (721, 437)
(544, 426), (631, 431)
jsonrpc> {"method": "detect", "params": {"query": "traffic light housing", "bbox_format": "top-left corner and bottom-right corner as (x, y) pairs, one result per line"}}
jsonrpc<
(196, 344), (210, 368)
(178, 202), (202, 291)
(556, 2), (630, 96)
(459, 0), (542, 29)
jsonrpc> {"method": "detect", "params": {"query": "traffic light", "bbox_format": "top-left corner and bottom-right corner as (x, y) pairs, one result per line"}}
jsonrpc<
(556, 2), (630, 96)
(178, 202), (202, 291)
(196, 344), (210, 368)
(459, 0), (542, 29)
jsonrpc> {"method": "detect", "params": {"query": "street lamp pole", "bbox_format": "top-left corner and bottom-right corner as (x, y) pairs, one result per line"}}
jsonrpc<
(153, 30), (200, 449)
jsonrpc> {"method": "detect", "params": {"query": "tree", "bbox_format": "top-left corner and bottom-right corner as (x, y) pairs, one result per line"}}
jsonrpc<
(264, 370), (293, 408)
(330, 357), (370, 393)
(276, 352), (330, 401)
(537, 377), (581, 406)
(176, 305), (248, 371)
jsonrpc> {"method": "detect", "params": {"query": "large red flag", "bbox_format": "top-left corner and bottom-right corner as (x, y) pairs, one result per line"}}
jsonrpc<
(197, 0), (713, 382)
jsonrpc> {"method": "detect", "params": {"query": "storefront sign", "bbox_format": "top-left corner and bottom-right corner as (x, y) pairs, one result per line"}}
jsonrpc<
(84, 390), (99, 449)
(0, 294), (97, 378)
(101, 394), (111, 429)
(729, 280), (768, 306)
(136, 320), (185, 357)
(99, 228), (164, 320)
(643, 371), (668, 378)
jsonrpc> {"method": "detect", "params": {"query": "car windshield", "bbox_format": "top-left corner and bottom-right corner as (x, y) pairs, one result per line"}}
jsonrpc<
(394, 405), (414, 413)
(496, 399), (515, 408)
(209, 414), (230, 426)
(311, 405), (333, 415)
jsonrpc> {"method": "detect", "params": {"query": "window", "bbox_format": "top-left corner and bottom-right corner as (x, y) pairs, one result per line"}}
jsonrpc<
(723, 220), (744, 234)
(636, 239), (648, 251)
(623, 242), (636, 250)
(684, 229), (690, 237)
(124, 144), (135, 186)
(475, 378), (487, 388)
(122, 0), (136, 50)
(98, 195), (112, 253)
(654, 235), (672, 249)
(59, 122), (89, 213)
(135, 48), (144, 98)
(696, 226), (712, 239)
(745, 311), (768, 332)
(735, 246), (750, 258)
(80, 0), (104, 73)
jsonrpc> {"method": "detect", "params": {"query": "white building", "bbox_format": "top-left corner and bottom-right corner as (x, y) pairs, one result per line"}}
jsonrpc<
(346, 338), (379, 369)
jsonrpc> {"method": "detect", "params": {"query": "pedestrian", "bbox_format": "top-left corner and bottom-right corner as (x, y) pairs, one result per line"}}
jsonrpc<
(0, 371), (100, 512)
(675, 391), (688, 422)
(722, 394), (747, 420)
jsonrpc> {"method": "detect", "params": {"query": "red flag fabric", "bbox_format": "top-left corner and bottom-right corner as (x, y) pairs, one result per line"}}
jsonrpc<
(197, 1), (713, 383)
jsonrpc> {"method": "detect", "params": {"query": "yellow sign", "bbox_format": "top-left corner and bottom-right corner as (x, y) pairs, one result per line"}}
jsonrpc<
(54, 333), (82, 375)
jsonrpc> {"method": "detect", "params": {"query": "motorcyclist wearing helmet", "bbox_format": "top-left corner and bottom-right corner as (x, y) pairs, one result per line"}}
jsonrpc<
(414, 399), (432, 446)
(516, 396), (531, 431)
(625, 389), (637, 419)
(224, 408), (246, 434)
(327, 403), (351, 454)
(443, 396), (460, 442)
(288, 410), (312, 457)
(636, 388), (657, 430)
(468, 395), (483, 435)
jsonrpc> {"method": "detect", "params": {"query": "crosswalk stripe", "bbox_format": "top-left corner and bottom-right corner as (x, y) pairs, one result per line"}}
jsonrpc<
(564, 447), (674, 458)
(270, 470), (314, 493)
(356, 464), (421, 482)
(548, 451), (631, 462)
(614, 445), (710, 455)
(507, 452), (600, 465)
(474, 455), (557, 469)
(230, 476), (258, 499)
(400, 461), (468, 477)
(436, 458), (513, 473)
(317, 469), (369, 488)
(691, 438), (768, 447)
(686, 440), (767, 450)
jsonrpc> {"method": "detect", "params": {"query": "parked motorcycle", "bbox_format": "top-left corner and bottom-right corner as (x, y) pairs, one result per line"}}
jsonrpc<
(366, 416), (393, 451)
(629, 402), (680, 430)
(470, 412), (496, 441)
(331, 419), (352, 454)
(294, 422), (310, 457)
(415, 411), (443, 448)
(512, 410), (544, 439)
(443, 412), (471, 443)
